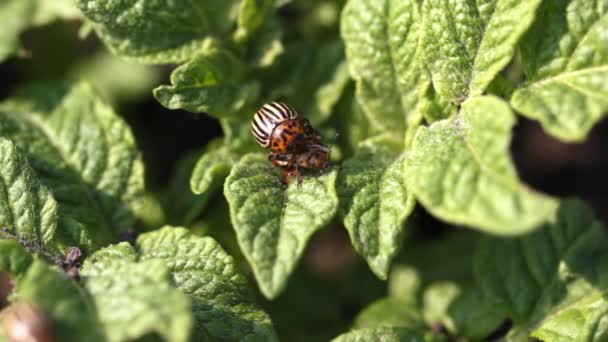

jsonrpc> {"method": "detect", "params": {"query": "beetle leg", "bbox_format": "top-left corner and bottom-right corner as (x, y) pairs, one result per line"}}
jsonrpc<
(303, 118), (322, 143)
(295, 163), (304, 188)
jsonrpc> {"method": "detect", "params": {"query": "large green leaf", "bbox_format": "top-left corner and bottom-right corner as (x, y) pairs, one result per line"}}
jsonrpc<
(511, 0), (608, 142)
(406, 96), (557, 235)
(338, 135), (414, 279)
(11, 260), (104, 342)
(341, 0), (427, 131)
(154, 41), (259, 115)
(76, 0), (240, 63)
(475, 199), (608, 341)
(0, 138), (59, 253)
(137, 226), (278, 341)
(0, 0), (35, 63)
(421, 0), (543, 102)
(0, 81), (145, 252)
(82, 257), (192, 342)
(224, 153), (338, 298)
(332, 327), (439, 342)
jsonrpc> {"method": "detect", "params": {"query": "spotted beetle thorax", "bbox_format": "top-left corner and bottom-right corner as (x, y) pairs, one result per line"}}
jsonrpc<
(269, 119), (306, 154)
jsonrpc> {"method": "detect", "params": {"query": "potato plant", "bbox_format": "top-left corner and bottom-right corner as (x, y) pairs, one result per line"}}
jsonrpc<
(0, 0), (607, 341)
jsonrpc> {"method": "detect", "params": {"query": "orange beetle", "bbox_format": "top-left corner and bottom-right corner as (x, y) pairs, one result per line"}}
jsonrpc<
(251, 102), (330, 185)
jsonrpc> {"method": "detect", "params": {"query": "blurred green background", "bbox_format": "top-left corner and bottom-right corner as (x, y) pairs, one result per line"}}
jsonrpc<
(1, 0), (607, 340)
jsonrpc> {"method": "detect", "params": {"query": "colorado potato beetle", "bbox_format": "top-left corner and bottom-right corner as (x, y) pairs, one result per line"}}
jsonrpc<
(251, 102), (330, 185)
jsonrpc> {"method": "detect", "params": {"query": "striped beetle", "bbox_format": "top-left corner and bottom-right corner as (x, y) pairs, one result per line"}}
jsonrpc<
(251, 102), (330, 185)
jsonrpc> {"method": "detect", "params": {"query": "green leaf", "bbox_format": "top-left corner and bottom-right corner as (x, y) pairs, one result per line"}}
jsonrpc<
(0, 138), (59, 253)
(165, 139), (240, 225)
(264, 40), (347, 125)
(245, 17), (284, 68)
(191, 143), (240, 197)
(76, 0), (241, 63)
(224, 153), (339, 298)
(332, 327), (439, 342)
(0, 81), (145, 252)
(70, 51), (162, 106)
(406, 96), (557, 235)
(422, 282), (505, 340)
(154, 41), (259, 115)
(162, 149), (205, 225)
(316, 61), (352, 122)
(0, 0), (35, 62)
(83, 241), (137, 266)
(234, 0), (283, 68)
(395, 232), (479, 285)
(511, 1), (608, 142)
(162, 146), (220, 225)
(137, 226), (278, 341)
(329, 88), (376, 158)
(389, 233), (506, 339)
(82, 257), (192, 342)
(338, 135), (414, 279)
(388, 265), (422, 300)
(475, 199), (608, 341)
(421, 0), (543, 102)
(354, 298), (424, 330)
(417, 82), (457, 124)
(0, 239), (33, 279)
(341, 0), (427, 131)
(236, 0), (274, 36)
(32, 0), (82, 26)
(13, 260), (104, 342)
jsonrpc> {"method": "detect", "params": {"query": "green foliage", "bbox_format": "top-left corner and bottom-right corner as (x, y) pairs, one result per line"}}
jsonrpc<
(0, 138), (58, 253)
(341, 0), (427, 132)
(82, 258), (192, 342)
(332, 327), (440, 342)
(224, 154), (338, 298)
(406, 96), (557, 235)
(1, 0), (608, 340)
(0, 81), (144, 253)
(421, 0), (542, 102)
(136, 226), (277, 341)
(10, 258), (105, 342)
(153, 41), (259, 115)
(0, 0), (35, 62)
(338, 135), (414, 278)
(475, 199), (608, 341)
(511, 0), (608, 142)
(75, 0), (240, 63)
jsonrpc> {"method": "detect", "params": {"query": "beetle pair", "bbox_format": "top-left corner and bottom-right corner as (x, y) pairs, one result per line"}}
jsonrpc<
(252, 102), (330, 185)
